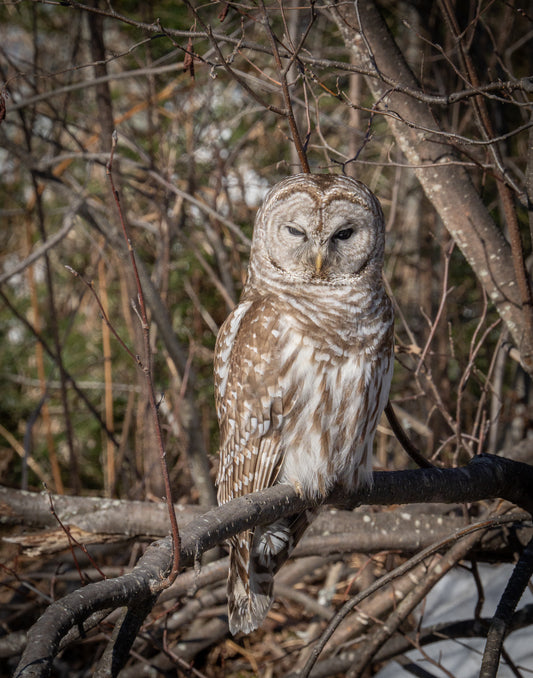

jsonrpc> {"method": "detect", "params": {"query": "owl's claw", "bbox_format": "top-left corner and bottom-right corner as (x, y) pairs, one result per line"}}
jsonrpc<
(293, 480), (303, 497)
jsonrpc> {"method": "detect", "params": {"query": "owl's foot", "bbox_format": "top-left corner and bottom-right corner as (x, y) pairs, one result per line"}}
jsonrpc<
(286, 476), (328, 502)
(292, 480), (304, 497)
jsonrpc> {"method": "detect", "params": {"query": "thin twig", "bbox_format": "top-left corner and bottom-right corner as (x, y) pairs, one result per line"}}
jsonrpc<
(106, 131), (181, 587)
(0, 200), (81, 285)
(0, 288), (120, 447)
(46, 488), (107, 582)
(65, 266), (138, 363)
(260, 0), (312, 172)
(415, 241), (455, 377)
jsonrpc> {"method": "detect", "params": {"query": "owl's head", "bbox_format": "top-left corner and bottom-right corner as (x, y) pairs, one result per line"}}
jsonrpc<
(249, 174), (386, 287)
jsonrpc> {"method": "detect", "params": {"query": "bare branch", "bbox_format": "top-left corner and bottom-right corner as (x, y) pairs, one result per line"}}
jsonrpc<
(480, 535), (533, 677)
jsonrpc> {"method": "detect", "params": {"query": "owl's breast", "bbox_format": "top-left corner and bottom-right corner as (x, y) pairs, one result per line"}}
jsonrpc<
(215, 291), (393, 502)
(276, 310), (393, 498)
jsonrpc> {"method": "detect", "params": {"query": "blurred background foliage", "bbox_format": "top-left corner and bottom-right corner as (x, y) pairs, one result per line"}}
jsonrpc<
(0, 0), (532, 503)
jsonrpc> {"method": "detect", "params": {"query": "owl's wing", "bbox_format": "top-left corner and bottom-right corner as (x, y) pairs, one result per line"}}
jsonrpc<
(215, 296), (285, 505)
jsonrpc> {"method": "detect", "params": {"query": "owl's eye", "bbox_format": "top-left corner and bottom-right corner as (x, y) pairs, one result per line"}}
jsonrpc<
(333, 227), (354, 241)
(287, 225), (306, 237)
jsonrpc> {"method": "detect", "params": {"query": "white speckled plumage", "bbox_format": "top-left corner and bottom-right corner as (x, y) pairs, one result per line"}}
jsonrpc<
(214, 174), (394, 635)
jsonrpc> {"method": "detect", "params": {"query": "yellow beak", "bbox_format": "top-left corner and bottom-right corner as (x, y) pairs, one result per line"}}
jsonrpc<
(315, 250), (324, 274)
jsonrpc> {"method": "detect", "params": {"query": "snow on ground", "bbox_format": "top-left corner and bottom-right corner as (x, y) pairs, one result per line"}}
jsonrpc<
(376, 562), (533, 677)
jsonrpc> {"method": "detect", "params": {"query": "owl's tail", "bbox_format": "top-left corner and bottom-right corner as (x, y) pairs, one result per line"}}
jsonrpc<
(227, 510), (317, 635)
(227, 542), (274, 635)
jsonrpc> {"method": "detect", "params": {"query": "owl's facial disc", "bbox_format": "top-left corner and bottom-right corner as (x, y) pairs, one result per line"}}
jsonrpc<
(254, 178), (384, 285)
(269, 212), (375, 282)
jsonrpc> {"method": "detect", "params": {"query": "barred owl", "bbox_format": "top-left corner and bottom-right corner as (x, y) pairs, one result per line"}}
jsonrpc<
(215, 173), (394, 635)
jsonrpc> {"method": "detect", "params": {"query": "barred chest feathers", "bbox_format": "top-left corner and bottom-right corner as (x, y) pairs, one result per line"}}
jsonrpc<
(269, 289), (393, 498)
